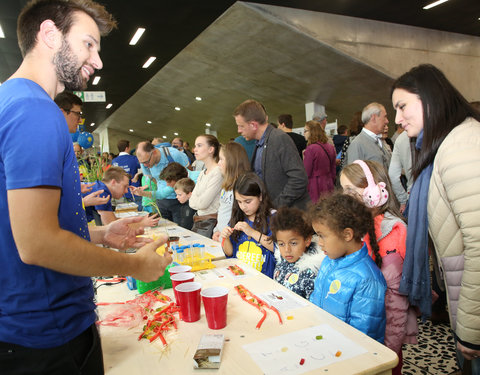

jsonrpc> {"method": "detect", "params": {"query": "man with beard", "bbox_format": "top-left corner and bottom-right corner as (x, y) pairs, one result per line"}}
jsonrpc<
(0, 1), (171, 374)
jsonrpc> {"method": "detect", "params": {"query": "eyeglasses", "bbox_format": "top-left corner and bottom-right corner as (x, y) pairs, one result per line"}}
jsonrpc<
(69, 110), (84, 119)
(140, 151), (154, 165)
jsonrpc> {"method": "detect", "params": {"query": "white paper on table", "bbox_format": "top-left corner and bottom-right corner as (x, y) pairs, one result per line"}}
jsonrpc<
(258, 290), (308, 312)
(242, 324), (367, 375)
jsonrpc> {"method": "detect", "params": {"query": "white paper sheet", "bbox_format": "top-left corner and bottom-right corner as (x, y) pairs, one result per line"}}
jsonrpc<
(258, 290), (308, 312)
(242, 324), (367, 375)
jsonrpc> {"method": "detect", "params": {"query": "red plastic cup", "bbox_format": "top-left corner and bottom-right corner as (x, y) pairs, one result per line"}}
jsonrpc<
(170, 272), (195, 305)
(168, 265), (192, 275)
(175, 282), (202, 322)
(201, 287), (229, 329)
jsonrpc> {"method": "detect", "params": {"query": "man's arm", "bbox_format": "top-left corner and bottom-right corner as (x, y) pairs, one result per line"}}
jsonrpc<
(8, 187), (171, 282)
(98, 210), (117, 225)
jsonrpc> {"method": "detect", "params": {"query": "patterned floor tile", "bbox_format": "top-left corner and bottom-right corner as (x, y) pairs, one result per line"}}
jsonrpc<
(402, 319), (460, 374)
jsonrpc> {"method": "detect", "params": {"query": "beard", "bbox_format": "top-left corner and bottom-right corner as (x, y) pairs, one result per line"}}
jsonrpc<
(53, 38), (87, 91)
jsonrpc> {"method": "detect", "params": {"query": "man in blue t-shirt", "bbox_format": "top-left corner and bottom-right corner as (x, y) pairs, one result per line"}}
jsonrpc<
(133, 141), (189, 225)
(0, 2), (171, 374)
(111, 139), (142, 209)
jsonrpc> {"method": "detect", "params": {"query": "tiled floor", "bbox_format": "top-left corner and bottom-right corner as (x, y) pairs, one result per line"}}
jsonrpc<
(402, 320), (460, 374)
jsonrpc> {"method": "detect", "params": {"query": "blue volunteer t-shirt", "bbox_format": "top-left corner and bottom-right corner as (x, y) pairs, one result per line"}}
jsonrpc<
(112, 153), (140, 200)
(0, 79), (96, 348)
(229, 218), (276, 278)
(141, 145), (189, 200)
(84, 180), (113, 222)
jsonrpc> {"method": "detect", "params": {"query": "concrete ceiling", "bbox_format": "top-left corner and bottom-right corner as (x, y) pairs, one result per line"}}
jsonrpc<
(99, 2), (395, 143)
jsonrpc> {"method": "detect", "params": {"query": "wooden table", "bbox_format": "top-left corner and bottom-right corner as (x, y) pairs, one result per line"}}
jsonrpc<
(97, 259), (397, 375)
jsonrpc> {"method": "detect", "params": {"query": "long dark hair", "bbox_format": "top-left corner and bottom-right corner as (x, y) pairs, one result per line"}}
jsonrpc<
(230, 172), (273, 242)
(391, 64), (480, 180)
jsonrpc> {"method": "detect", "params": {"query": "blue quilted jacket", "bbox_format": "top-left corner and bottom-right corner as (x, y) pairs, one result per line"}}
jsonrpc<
(310, 243), (387, 343)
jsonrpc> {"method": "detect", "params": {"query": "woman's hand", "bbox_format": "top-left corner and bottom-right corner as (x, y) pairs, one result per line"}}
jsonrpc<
(457, 341), (480, 361)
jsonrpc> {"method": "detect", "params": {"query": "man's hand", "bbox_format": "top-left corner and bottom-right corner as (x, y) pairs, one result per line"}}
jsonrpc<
(140, 213), (160, 228)
(103, 216), (152, 250)
(83, 189), (110, 207)
(130, 185), (150, 197)
(131, 236), (172, 282)
(80, 182), (95, 194)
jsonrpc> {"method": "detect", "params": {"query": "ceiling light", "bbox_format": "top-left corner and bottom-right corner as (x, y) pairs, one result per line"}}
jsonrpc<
(90, 123), (95, 127)
(162, 136), (167, 139)
(174, 132), (179, 136)
(205, 123), (211, 127)
(195, 97), (202, 101)
(129, 28), (145, 45)
(142, 56), (156, 68)
(147, 120), (152, 124)
(129, 129), (134, 132)
(106, 103), (112, 109)
(175, 107), (181, 111)
(423, 0), (448, 10)
(92, 76), (100, 85)
(0, 24), (5, 38)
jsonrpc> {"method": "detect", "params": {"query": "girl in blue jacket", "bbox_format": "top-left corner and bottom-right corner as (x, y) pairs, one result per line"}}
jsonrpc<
(309, 193), (387, 343)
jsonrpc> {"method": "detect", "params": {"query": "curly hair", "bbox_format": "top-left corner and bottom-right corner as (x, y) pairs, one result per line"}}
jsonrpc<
(308, 193), (382, 267)
(270, 207), (314, 242)
(230, 172), (273, 242)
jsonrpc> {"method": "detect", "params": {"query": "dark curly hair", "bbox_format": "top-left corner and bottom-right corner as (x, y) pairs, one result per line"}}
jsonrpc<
(271, 207), (314, 242)
(308, 193), (382, 267)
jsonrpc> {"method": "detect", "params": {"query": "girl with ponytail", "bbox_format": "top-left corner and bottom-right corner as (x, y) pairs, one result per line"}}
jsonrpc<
(340, 160), (418, 375)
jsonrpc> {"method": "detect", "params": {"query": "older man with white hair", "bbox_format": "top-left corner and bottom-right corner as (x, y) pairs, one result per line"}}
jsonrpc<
(344, 102), (391, 170)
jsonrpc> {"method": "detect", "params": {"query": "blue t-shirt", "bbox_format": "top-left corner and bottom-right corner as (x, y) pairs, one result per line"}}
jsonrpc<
(0, 79), (95, 348)
(141, 145), (189, 200)
(112, 153), (141, 200)
(84, 180), (112, 222)
(229, 218), (276, 278)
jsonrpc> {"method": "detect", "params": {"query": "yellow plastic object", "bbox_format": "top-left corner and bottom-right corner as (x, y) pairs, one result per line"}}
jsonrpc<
(179, 252), (215, 272)
(156, 245), (166, 256)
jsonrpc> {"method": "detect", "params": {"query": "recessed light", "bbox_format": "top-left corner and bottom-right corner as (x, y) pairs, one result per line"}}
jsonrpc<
(174, 132), (179, 136)
(92, 76), (100, 85)
(195, 97), (202, 101)
(423, 0), (448, 10)
(147, 120), (152, 124)
(129, 129), (134, 132)
(0, 24), (5, 38)
(90, 123), (95, 127)
(205, 123), (211, 127)
(175, 107), (181, 111)
(142, 56), (156, 68)
(129, 28), (145, 45)
(162, 136), (167, 139)
(106, 103), (112, 109)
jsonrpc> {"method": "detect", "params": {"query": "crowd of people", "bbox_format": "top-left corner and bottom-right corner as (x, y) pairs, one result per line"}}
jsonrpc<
(0, 1), (479, 374)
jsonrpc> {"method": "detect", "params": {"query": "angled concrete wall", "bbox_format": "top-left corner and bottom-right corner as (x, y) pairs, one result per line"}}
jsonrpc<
(250, 2), (480, 101)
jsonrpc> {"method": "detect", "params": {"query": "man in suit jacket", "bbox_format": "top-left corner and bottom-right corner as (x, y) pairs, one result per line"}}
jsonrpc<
(233, 100), (310, 210)
(345, 102), (391, 170)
